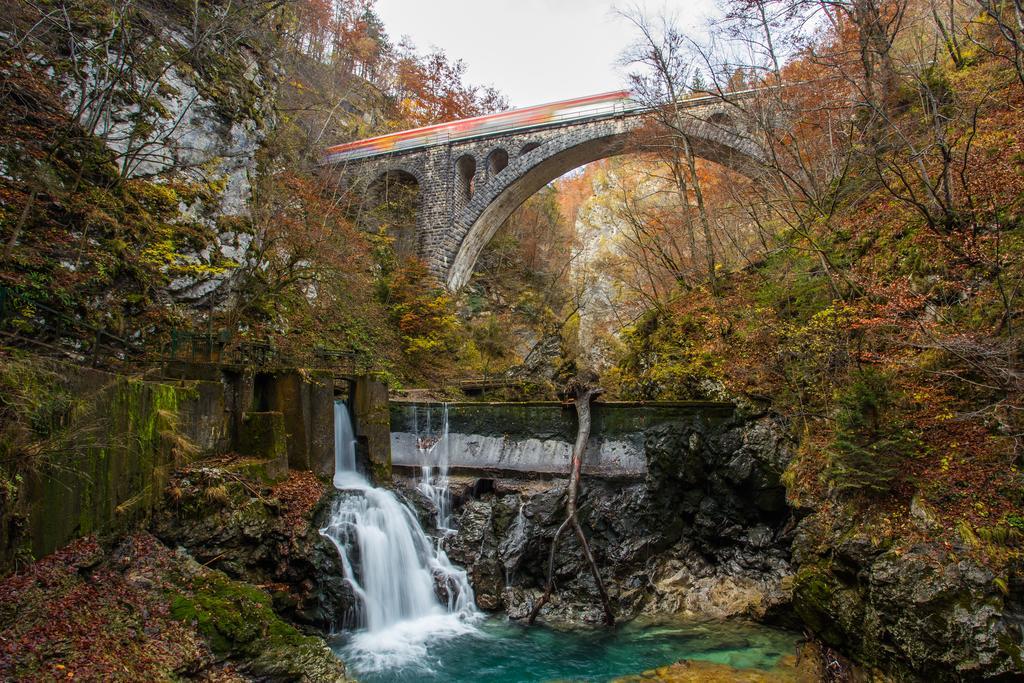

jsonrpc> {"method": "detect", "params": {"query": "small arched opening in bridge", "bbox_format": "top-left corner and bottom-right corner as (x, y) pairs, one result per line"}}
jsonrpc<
(445, 121), (762, 290)
(456, 154), (477, 205)
(487, 148), (509, 176)
(366, 169), (421, 257)
(520, 142), (541, 155)
(707, 112), (733, 127)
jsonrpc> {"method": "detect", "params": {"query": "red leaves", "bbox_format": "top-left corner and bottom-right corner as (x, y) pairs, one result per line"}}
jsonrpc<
(394, 47), (508, 127)
(0, 535), (205, 681)
(272, 471), (327, 533)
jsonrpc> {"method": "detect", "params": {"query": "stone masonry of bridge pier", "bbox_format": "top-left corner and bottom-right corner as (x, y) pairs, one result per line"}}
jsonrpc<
(334, 100), (764, 289)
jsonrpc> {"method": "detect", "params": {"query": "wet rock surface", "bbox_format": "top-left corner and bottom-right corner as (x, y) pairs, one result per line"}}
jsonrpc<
(429, 410), (798, 626)
(791, 511), (1024, 680)
(152, 467), (353, 631)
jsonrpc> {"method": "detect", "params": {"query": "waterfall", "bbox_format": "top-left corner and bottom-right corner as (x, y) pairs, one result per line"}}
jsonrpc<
(320, 401), (478, 671)
(415, 403), (452, 530)
(332, 401), (357, 488)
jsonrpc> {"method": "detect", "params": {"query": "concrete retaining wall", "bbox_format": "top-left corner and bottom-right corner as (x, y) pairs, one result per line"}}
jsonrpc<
(389, 401), (735, 478)
(2, 358), (392, 573)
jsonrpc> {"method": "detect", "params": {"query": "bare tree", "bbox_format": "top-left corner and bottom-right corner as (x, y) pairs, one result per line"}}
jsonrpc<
(618, 6), (721, 296)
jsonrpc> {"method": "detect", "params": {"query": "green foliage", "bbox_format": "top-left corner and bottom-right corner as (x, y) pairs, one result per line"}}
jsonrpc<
(825, 369), (919, 497)
(605, 308), (723, 400)
(0, 355), (79, 477)
(764, 303), (856, 410)
(464, 313), (518, 375)
(375, 257), (462, 379)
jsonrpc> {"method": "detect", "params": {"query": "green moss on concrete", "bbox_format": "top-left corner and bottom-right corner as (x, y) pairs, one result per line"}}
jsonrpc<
(2, 359), (224, 574)
(237, 412), (289, 483)
(389, 401), (735, 442)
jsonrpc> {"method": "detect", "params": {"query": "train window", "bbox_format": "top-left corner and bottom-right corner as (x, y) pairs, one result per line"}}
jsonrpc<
(487, 148), (509, 175)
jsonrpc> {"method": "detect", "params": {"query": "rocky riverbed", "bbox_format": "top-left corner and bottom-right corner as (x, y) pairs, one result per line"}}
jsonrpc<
(145, 407), (1022, 680)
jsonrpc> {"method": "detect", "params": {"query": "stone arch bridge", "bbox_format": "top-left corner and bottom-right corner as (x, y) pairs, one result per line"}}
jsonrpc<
(324, 91), (764, 290)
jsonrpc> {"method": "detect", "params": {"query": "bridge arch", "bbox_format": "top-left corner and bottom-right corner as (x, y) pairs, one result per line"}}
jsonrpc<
(443, 118), (763, 290)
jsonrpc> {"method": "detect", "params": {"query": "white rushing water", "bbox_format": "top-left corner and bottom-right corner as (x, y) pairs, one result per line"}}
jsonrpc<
(332, 401), (357, 488)
(414, 403), (452, 531)
(320, 401), (478, 672)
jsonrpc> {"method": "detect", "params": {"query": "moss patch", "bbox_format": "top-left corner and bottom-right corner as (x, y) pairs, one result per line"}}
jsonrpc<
(0, 532), (348, 681)
(169, 569), (346, 681)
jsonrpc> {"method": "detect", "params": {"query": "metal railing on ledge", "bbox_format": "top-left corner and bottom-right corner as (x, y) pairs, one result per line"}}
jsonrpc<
(161, 330), (368, 374)
(0, 285), (147, 369)
(454, 377), (527, 393)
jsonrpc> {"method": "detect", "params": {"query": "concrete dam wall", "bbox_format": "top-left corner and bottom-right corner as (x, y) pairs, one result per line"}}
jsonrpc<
(390, 401), (736, 478)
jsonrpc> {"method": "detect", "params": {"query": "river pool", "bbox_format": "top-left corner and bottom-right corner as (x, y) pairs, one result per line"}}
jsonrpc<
(331, 615), (801, 682)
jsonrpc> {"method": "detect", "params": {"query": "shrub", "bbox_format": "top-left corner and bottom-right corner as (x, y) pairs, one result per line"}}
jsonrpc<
(825, 368), (919, 496)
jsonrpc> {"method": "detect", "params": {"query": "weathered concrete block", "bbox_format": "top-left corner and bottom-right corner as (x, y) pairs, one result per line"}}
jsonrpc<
(389, 401), (735, 478)
(237, 411), (289, 483)
(4, 362), (228, 572)
(354, 376), (391, 483)
(308, 372), (336, 479)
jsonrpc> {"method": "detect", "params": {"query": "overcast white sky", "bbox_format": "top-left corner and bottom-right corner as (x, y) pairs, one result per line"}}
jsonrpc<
(374, 0), (718, 108)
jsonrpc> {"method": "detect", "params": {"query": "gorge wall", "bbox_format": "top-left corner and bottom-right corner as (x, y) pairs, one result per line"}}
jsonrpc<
(396, 402), (797, 624)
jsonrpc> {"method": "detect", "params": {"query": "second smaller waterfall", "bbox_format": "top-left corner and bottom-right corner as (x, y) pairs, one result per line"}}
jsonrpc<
(414, 403), (452, 531)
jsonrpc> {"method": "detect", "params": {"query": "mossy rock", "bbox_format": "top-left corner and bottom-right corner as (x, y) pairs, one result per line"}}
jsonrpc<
(791, 563), (849, 646)
(170, 568), (348, 681)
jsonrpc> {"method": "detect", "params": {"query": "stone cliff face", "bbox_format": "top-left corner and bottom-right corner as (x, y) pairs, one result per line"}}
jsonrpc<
(45, 11), (278, 309)
(791, 510), (1024, 680)
(426, 408), (796, 625)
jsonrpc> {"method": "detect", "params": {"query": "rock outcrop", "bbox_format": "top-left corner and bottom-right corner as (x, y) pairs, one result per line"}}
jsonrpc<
(791, 510), (1024, 680)
(152, 467), (354, 630)
(431, 408), (797, 625)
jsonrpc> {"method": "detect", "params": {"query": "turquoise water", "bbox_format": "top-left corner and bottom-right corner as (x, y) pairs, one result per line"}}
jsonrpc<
(332, 616), (800, 682)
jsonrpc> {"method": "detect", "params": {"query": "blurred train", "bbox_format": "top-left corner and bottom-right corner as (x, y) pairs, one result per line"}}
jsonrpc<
(324, 89), (641, 164)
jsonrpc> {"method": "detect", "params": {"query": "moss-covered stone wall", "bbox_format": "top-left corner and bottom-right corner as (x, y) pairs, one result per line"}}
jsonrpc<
(3, 364), (227, 571)
(391, 401), (735, 440)
(389, 401), (736, 477)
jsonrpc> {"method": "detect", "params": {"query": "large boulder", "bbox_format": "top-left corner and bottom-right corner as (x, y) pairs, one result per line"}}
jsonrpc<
(792, 514), (1024, 680)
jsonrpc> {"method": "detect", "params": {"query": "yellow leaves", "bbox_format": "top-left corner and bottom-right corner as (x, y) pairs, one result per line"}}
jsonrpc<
(124, 178), (179, 213)
(957, 519), (980, 549)
(139, 226), (233, 278)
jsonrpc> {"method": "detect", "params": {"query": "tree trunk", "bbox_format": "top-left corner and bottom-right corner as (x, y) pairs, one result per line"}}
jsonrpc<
(527, 385), (615, 625)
